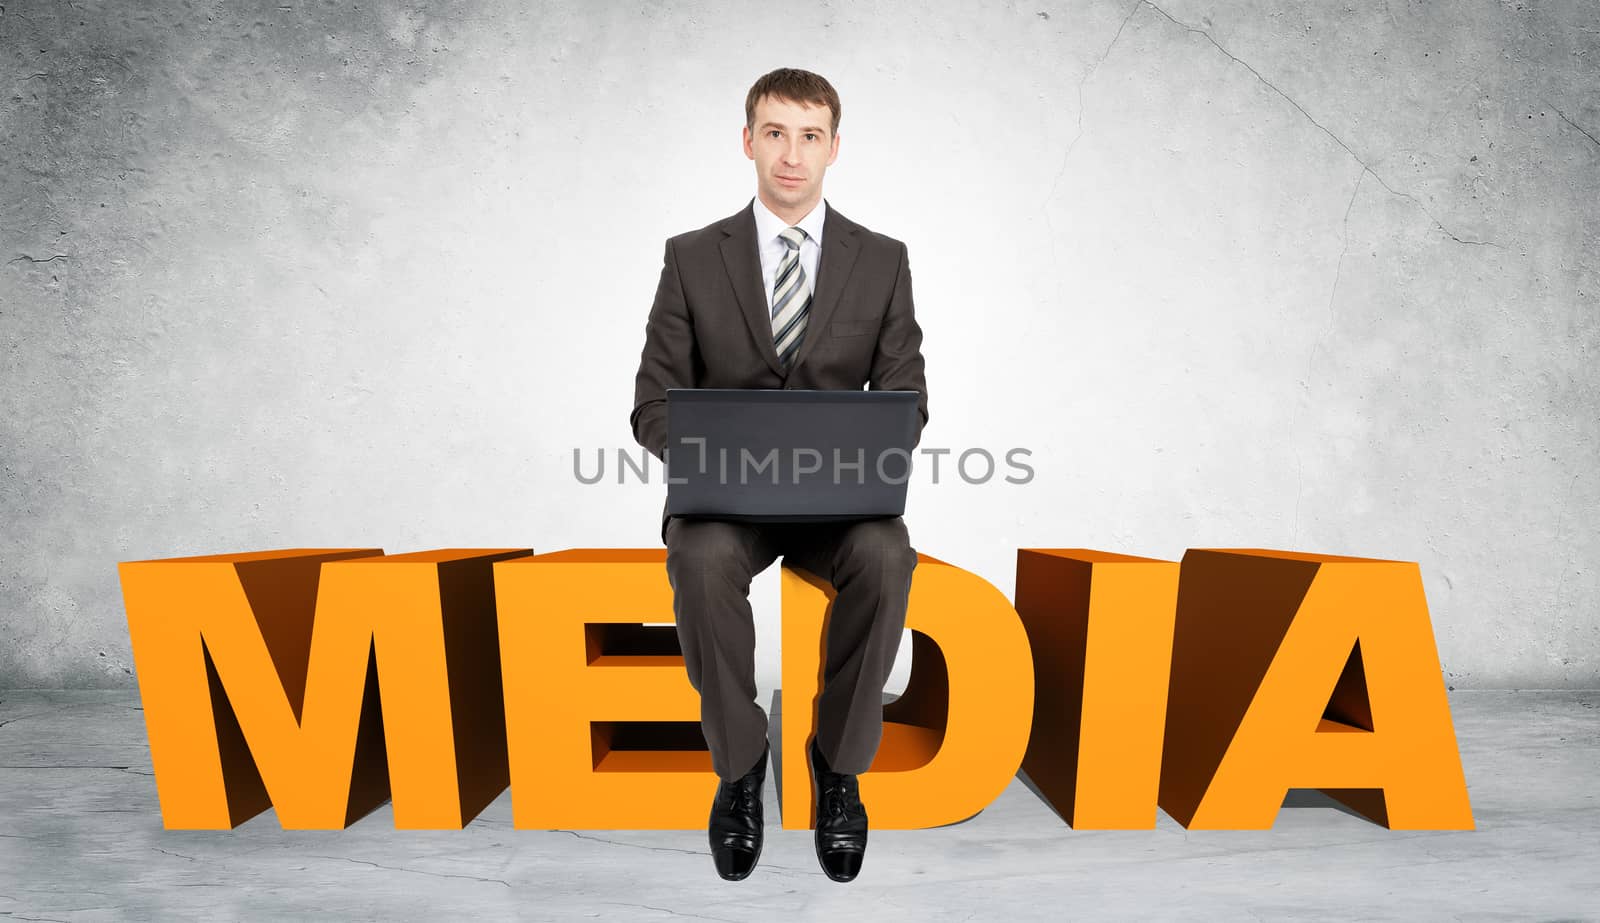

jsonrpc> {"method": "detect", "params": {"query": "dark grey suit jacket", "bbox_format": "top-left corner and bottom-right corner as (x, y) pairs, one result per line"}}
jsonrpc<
(630, 199), (930, 539)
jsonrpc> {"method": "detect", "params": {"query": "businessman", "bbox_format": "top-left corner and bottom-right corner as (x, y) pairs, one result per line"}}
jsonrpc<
(630, 68), (929, 883)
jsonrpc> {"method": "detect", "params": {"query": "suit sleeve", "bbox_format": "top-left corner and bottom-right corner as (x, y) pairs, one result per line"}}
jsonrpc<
(870, 241), (929, 447)
(630, 239), (697, 461)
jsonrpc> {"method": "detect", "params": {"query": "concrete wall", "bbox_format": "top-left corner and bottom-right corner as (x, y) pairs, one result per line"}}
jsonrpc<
(3, 0), (1595, 689)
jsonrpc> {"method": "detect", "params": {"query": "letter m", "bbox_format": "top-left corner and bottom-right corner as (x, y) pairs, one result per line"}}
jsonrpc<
(119, 548), (526, 829)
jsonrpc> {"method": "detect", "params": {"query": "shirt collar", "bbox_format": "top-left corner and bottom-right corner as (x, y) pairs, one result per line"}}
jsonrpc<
(752, 196), (827, 248)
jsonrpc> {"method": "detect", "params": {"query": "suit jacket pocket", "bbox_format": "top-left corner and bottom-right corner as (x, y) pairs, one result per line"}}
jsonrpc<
(831, 319), (877, 337)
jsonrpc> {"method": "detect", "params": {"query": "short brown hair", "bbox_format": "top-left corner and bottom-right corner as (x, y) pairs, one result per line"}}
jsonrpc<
(744, 68), (841, 138)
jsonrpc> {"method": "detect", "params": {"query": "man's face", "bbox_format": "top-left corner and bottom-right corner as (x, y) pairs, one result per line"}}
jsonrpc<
(743, 94), (839, 217)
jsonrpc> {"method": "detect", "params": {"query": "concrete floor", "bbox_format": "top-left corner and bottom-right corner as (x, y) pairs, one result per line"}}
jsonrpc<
(0, 690), (1594, 921)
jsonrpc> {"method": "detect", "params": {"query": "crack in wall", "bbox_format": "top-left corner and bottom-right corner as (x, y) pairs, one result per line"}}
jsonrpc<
(1050, 0), (1144, 198)
(0, 713), (47, 730)
(557, 830), (814, 875)
(1139, 1), (1500, 249)
(0, 701), (146, 732)
(1549, 103), (1600, 152)
(1038, 0), (1505, 329)
(307, 855), (511, 888)
(0, 766), (150, 774)
(1041, 0), (1144, 310)
(599, 901), (742, 923)
(1292, 165), (1367, 546)
(559, 830), (701, 856)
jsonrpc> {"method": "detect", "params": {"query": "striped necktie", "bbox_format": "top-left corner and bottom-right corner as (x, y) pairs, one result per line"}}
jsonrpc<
(771, 226), (811, 368)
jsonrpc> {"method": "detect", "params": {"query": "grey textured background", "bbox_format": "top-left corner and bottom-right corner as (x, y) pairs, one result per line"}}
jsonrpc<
(1, 0), (1595, 689)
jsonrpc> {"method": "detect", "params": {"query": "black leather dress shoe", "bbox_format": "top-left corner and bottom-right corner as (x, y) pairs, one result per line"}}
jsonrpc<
(708, 747), (767, 881)
(809, 739), (867, 883)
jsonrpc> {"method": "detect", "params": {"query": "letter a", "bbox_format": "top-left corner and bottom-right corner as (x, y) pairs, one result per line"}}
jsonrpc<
(1159, 550), (1473, 830)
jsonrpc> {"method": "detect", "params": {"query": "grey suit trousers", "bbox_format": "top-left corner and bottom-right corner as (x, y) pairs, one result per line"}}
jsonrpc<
(664, 514), (917, 781)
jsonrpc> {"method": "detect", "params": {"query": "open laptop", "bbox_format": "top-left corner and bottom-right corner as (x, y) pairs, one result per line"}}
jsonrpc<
(665, 388), (920, 521)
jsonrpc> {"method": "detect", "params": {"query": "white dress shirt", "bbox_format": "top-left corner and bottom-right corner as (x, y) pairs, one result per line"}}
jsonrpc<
(752, 196), (826, 316)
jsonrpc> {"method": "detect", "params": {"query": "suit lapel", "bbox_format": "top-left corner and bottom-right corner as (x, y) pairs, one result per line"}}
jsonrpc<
(719, 203), (785, 377)
(790, 202), (860, 372)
